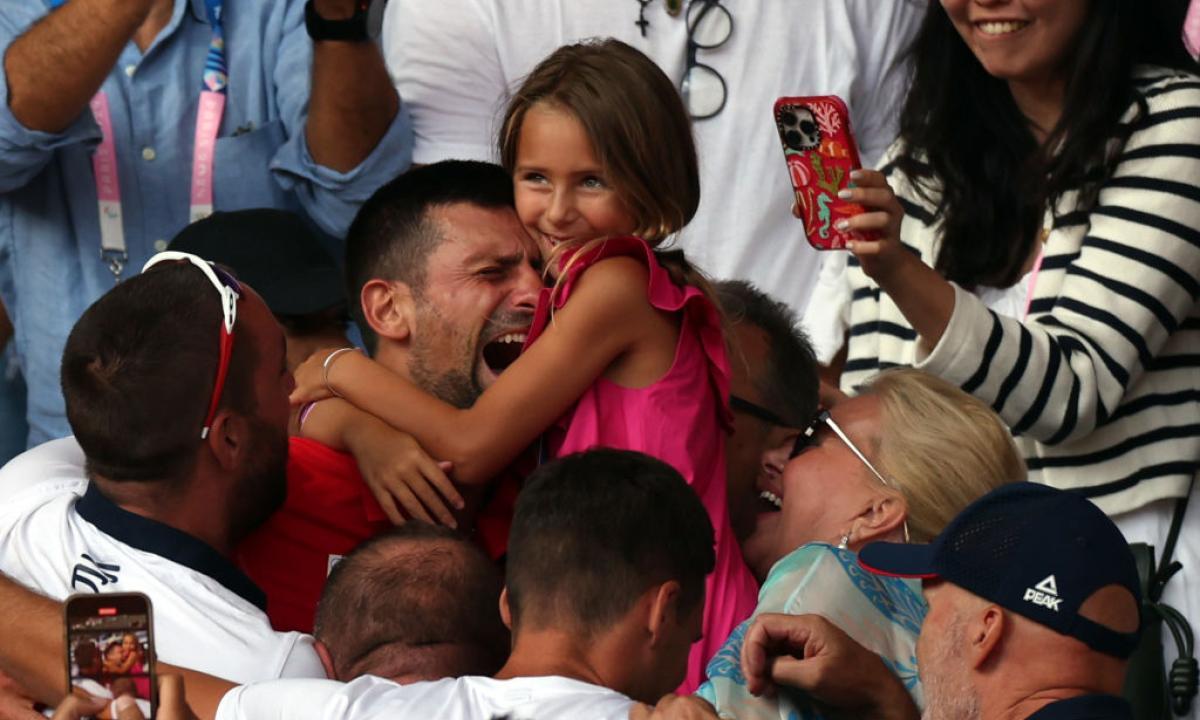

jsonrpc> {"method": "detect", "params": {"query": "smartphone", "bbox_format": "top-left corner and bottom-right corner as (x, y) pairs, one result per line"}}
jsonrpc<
(65, 593), (156, 719)
(773, 95), (875, 250)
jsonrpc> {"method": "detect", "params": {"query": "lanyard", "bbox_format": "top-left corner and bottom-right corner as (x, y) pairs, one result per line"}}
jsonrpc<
(48, 0), (228, 282)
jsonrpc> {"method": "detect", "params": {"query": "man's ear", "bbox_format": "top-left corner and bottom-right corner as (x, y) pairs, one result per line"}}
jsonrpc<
(360, 279), (414, 344)
(850, 493), (907, 545)
(645, 580), (683, 648)
(204, 410), (248, 474)
(969, 605), (1006, 670)
(313, 640), (338, 680)
(499, 587), (513, 631)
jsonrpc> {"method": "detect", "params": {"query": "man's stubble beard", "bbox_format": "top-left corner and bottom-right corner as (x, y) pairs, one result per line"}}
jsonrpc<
(229, 418), (289, 543)
(920, 611), (982, 720)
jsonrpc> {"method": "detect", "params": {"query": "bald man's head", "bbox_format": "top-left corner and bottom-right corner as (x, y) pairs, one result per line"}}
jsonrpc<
(314, 523), (510, 682)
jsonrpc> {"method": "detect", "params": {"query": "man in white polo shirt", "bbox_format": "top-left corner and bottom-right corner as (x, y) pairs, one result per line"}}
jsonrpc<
(0, 448), (718, 719)
(0, 253), (324, 684)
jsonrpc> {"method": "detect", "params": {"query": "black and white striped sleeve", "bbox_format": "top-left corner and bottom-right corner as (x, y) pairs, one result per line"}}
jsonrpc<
(916, 80), (1200, 444)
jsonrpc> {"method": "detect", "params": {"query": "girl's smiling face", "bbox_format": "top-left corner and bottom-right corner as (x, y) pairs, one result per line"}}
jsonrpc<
(512, 103), (638, 264)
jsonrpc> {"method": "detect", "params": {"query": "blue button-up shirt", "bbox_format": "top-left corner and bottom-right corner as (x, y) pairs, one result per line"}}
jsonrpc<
(0, 0), (412, 445)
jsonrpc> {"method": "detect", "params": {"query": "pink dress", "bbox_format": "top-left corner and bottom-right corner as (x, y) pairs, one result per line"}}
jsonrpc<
(525, 236), (759, 692)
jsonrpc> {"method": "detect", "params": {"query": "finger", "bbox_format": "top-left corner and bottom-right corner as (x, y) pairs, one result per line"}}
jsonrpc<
(389, 482), (435, 525)
(741, 614), (820, 694)
(847, 239), (884, 256)
(419, 456), (465, 510)
(51, 694), (108, 720)
(628, 703), (652, 720)
(404, 472), (458, 528)
(156, 675), (193, 720)
(848, 168), (887, 187)
(842, 211), (893, 233)
(838, 187), (895, 209)
(791, 198), (802, 218)
(113, 694), (146, 720)
(373, 487), (406, 526)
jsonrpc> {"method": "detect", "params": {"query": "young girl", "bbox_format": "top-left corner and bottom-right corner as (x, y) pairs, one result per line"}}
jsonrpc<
(293, 39), (759, 691)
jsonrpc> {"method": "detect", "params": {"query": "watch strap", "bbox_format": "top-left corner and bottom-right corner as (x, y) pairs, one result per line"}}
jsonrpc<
(304, 0), (371, 42)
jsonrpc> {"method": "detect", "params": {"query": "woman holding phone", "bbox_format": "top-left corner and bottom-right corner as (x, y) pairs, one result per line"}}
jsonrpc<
(807, 0), (1200, 686)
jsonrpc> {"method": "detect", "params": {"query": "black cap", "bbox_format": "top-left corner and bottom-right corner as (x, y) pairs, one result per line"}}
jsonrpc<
(169, 210), (345, 316)
(859, 483), (1141, 658)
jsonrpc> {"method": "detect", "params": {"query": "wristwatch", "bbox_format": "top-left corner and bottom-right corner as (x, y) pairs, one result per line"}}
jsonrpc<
(304, 0), (372, 42)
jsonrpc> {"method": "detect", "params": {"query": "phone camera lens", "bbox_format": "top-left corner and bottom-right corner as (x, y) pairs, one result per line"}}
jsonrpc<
(784, 130), (803, 151)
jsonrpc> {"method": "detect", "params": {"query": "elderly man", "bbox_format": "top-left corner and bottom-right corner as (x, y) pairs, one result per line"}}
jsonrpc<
(741, 483), (1143, 720)
(0, 0), (410, 446)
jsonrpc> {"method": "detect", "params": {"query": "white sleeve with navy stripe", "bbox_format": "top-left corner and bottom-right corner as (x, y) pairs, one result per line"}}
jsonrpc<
(0, 438), (325, 683)
(836, 67), (1200, 516)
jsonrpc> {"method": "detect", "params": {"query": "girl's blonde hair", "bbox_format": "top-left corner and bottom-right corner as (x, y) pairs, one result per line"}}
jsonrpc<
(498, 39), (716, 301)
(860, 369), (1026, 543)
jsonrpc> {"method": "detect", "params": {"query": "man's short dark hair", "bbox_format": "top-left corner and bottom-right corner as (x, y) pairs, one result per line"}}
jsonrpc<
(505, 449), (715, 635)
(314, 522), (509, 681)
(344, 161), (515, 352)
(716, 280), (818, 427)
(60, 262), (257, 482)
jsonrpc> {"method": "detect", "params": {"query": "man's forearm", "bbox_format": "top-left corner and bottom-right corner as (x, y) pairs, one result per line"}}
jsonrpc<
(0, 573), (67, 705)
(304, 1), (399, 173)
(3, 0), (154, 133)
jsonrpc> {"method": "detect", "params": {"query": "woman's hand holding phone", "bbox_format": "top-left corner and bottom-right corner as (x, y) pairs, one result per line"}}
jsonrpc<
(834, 169), (909, 284)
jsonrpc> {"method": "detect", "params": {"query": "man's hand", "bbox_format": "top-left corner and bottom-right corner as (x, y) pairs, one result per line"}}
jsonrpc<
(51, 675), (196, 720)
(629, 695), (719, 720)
(0, 670), (42, 720)
(740, 613), (918, 720)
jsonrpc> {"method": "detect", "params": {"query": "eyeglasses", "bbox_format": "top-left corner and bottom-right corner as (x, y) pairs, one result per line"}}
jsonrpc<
(681, 0), (732, 120)
(141, 251), (242, 440)
(791, 409), (911, 543)
(729, 394), (789, 428)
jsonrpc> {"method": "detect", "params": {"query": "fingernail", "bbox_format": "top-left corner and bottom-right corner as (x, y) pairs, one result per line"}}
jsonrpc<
(115, 695), (136, 713)
(850, 169), (864, 180)
(835, 219), (850, 231)
(846, 241), (858, 252)
(837, 189), (852, 200)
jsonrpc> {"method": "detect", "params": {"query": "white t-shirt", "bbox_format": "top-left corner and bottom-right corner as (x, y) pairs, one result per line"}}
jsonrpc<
(0, 438), (324, 684)
(215, 674), (636, 720)
(381, 0), (924, 315)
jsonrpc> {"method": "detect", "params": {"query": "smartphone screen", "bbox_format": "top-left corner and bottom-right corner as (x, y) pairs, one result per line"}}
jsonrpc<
(65, 593), (156, 719)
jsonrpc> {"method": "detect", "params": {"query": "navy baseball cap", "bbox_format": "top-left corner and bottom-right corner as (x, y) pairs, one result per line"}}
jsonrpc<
(859, 483), (1141, 658)
(170, 209), (345, 317)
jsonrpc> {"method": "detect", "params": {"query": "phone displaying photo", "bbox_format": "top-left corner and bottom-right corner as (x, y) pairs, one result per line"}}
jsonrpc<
(65, 593), (156, 719)
(773, 95), (875, 250)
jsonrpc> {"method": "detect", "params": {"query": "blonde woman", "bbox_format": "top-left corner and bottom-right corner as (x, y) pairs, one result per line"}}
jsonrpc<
(702, 368), (1025, 720)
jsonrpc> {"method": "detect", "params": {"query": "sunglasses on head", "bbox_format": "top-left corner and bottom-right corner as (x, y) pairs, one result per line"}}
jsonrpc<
(141, 251), (242, 440)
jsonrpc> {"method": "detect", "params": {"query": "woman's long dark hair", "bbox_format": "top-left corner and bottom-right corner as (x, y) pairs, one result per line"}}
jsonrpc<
(894, 0), (1198, 289)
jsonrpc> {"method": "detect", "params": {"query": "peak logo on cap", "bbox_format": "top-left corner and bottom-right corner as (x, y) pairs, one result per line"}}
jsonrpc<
(1024, 574), (1061, 611)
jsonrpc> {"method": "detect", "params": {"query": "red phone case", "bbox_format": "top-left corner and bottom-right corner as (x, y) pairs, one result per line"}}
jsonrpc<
(774, 95), (873, 250)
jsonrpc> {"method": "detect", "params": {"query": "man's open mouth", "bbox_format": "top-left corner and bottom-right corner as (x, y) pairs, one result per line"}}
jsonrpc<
(482, 331), (529, 374)
(757, 481), (783, 512)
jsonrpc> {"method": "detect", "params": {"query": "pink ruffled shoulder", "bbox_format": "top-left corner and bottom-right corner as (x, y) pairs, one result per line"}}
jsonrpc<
(526, 236), (733, 427)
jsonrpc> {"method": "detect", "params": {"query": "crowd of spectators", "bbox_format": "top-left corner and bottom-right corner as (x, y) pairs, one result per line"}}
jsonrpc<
(0, 0), (1197, 719)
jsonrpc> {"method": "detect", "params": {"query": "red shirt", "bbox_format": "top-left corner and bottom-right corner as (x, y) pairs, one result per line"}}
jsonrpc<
(236, 437), (525, 633)
(236, 437), (390, 633)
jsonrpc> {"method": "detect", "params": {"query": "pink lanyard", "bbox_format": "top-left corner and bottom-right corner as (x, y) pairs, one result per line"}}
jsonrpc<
(68, 0), (228, 281)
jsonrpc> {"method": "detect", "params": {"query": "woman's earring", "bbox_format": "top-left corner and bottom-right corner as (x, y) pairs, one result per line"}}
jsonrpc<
(837, 532), (851, 550)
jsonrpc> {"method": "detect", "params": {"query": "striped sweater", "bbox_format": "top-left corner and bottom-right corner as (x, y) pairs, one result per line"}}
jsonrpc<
(825, 68), (1200, 516)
